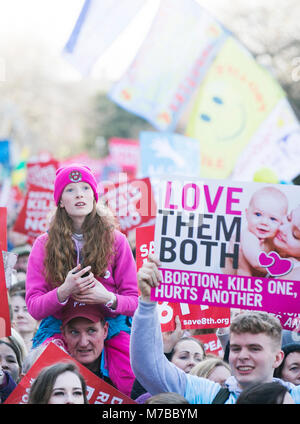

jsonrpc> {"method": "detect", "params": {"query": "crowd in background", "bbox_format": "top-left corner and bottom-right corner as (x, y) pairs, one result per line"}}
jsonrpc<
(1, 163), (300, 406)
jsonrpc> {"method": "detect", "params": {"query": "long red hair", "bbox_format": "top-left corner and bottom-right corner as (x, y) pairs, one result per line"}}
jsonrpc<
(44, 202), (117, 287)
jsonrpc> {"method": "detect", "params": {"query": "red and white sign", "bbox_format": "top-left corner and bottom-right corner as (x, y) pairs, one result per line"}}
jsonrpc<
(26, 158), (59, 191)
(194, 333), (224, 357)
(135, 224), (155, 271)
(13, 184), (55, 239)
(0, 207), (7, 250)
(4, 342), (136, 404)
(102, 177), (156, 236)
(135, 224), (230, 332)
(157, 301), (230, 332)
(0, 208), (10, 338)
(108, 137), (140, 180)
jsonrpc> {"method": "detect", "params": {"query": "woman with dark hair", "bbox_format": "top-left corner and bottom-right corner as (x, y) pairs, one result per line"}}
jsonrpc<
(28, 362), (88, 404)
(274, 343), (300, 385)
(0, 337), (24, 403)
(0, 338), (23, 383)
(25, 164), (138, 396)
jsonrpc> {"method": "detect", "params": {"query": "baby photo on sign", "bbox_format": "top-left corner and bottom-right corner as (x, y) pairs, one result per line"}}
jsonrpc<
(225, 185), (297, 280)
(152, 177), (300, 315)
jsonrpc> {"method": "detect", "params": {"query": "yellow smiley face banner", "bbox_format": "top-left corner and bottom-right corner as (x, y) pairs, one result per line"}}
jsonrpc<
(186, 37), (285, 179)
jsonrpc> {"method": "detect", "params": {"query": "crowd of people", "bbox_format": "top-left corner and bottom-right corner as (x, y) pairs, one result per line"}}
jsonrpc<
(1, 163), (300, 405)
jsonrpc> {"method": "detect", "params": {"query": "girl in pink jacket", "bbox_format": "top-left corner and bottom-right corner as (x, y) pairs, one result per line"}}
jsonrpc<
(25, 164), (138, 397)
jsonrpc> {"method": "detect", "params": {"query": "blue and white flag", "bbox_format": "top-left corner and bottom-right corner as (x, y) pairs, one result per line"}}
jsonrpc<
(109, 0), (228, 131)
(62, 0), (146, 76)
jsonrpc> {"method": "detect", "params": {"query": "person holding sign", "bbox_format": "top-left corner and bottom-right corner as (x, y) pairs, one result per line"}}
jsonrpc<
(130, 255), (300, 403)
(25, 164), (138, 396)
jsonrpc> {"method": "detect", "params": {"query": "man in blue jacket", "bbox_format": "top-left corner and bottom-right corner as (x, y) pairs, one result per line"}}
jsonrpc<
(130, 255), (300, 404)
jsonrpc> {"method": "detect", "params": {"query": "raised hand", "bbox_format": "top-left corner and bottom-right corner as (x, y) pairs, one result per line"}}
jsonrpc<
(137, 254), (163, 302)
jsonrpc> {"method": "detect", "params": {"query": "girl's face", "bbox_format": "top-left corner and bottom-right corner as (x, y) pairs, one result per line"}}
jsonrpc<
(60, 182), (94, 220)
(0, 343), (20, 382)
(171, 339), (204, 373)
(11, 295), (37, 335)
(48, 371), (85, 404)
(273, 207), (300, 258)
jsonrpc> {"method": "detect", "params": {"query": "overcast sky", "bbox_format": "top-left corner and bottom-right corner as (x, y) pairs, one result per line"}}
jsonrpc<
(0, 0), (286, 82)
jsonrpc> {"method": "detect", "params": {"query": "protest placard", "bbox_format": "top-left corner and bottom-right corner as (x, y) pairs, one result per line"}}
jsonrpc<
(4, 342), (136, 404)
(13, 184), (55, 239)
(0, 209), (10, 337)
(193, 333), (224, 357)
(102, 177), (156, 236)
(26, 158), (58, 191)
(135, 224), (230, 331)
(135, 224), (155, 271)
(152, 177), (300, 315)
(108, 137), (140, 180)
(0, 207), (7, 250)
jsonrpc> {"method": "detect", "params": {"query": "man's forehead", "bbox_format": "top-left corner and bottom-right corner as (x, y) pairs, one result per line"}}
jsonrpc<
(230, 332), (270, 345)
(66, 317), (99, 328)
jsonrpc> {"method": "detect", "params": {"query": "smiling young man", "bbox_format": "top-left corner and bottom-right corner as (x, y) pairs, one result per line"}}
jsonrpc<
(130, 256), (300, 404)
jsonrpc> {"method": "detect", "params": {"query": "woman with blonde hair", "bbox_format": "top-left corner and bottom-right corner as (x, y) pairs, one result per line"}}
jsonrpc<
(190, 355), (232, 386)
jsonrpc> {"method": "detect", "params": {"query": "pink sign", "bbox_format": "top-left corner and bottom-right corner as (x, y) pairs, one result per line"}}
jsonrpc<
(108, 137), (140, 180)
(151, 269), (300, 314)
(154, 177), (300, 316)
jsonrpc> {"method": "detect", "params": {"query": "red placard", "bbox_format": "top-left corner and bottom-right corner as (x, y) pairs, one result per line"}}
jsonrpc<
(102, 177), (156, 236)
(26, 158), (58, 191)
(0, 207), (7, 250)
(108, 137), (140, 180)
(193, 333), (224, 357)
(135, 224), (230, 332)
(4, 342), (136, 404)
(157, 301), (230, 332)
(13, 184), (55, 239)
(135, 224), (155, 271)
(0, 253), (10, 338)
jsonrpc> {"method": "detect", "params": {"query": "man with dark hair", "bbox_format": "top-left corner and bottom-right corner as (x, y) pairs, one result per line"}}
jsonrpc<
(61, 302), (112, 385)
